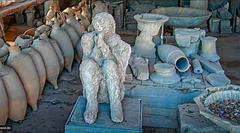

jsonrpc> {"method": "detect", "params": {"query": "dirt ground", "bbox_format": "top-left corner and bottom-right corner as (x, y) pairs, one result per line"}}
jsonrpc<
(3, 25), (240, 133)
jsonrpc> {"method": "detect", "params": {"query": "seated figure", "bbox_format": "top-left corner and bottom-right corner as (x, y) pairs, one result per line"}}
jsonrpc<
(79, 12), (131, 124)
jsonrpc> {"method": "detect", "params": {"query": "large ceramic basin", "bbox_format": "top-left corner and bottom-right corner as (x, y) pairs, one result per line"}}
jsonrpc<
(151, 7), (212, 28)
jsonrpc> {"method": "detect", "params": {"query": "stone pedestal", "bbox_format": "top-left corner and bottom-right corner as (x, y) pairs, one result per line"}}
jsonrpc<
(178, 103), (228, 133)
(65, 96), (143, 133)
(125, 85), (201, 129)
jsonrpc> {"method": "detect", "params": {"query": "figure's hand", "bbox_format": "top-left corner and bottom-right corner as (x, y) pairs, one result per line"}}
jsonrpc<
(94, 32), (105, 48)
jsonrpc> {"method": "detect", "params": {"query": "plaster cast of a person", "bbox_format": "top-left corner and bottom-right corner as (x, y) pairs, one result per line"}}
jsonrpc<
(79, 12), (131, 124)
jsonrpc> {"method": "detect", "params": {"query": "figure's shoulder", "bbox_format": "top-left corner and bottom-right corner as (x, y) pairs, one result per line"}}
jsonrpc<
(81, 32), (95, 42)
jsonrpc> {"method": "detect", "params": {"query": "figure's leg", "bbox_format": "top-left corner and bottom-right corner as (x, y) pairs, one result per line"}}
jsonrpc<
(102, 59), (123, 123)
(79, 59), (102, 124)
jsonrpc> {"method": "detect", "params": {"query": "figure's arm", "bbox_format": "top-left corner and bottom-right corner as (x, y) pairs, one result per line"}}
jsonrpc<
(81, 33), (94, 60)
(107, 34), (131, 71)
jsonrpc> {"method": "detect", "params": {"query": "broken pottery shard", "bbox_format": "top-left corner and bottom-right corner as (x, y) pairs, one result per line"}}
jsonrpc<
(79, 12), (131, 124)
(190, 54), (224, 74)
(174, 28), (206, 57)
(192, 59), (203, 74)
(129, 55), (149, 81)
(206, 73), (231, 86)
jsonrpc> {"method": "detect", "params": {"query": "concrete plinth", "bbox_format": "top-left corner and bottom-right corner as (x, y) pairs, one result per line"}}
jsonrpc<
(65, 96), (143, 133)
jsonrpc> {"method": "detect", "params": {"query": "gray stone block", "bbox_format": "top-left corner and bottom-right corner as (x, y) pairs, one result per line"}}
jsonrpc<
(221, 26), (232, 33)
(209, 18), (220, 32)
(15, 12), (24, 24)
(220, 20), (231, 28)
(217, 7), (233, 20)
(178, 103), (228, 133)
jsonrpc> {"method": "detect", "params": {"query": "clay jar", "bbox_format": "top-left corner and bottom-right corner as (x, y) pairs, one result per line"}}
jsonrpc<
(0, 38), (8, 62)
(7, 46), (39, 111)
(134, 13), (168, 58)
(158, 44), (190, 72)
(15, 34), (33, 49)
(0, 78), (8, 125)
(47, 38), (64, 72)
(32, 34), (60, 89)
(200, 36), (220, 62)
(50, 21), (74, 72)
(66, 14), (84, 37)
(0, 61), (27, 121)
(61, 22), (80, 48)
(22, 48), (46, 97)
(150, 63), (180, 84)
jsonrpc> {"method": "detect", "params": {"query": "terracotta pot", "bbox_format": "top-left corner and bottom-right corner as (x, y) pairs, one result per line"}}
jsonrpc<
(50, 22), (74, 72)
(0, 62), (27, 121)
(66, 14), (84, 36)
(15, 34), (33, 49)
(61, 22), (80, 48)
(7, 46), (40, 111)
(76, 40), (83, 61)
(23, 28), (36, 37)
(0, 78), (8, 125)
(47, 38), (64, 72)
(22, 47), (46, 97)
(0, 39), (9, 62)
(32, 36), (60, 89)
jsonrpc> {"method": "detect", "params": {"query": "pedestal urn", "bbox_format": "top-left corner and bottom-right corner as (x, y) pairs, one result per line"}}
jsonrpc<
(134, 13), (168, 58)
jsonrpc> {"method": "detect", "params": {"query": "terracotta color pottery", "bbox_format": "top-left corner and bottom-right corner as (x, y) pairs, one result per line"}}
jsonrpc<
(7, 46), (40, 111)
(50, 21), (74, 72)
(32, 36), (60, 89)
(0, 62), (27, 122)
(61, 22), (80, 48)
(48, 38), (64, 73)
(66, 14), (84, 37)
(22, 47), (46, 97)
(0, 78), (8, 125)
(0, 38), (9, 62)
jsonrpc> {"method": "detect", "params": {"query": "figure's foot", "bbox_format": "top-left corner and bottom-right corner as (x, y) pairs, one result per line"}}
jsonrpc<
(84, 103), (98, 124)
(110, 101), (123, 123)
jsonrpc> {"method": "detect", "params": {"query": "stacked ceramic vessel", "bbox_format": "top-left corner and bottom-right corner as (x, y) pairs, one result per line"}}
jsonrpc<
(0, 3), (88, 125)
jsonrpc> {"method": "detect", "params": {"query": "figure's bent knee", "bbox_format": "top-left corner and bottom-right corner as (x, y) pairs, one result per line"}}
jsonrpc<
(102, 60), (117, 70)
(80, 59), (98, 71)
(80, 59), (100, 77)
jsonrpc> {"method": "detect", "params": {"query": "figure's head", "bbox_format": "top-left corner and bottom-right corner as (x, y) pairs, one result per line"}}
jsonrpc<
(92, 12), (115, 36)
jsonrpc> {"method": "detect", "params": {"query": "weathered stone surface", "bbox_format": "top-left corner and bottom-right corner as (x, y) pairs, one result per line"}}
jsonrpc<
(178, 103), (228, 133)
(209, 18), (220, 32)
(236, 17), (240, 32)
(217, 7), (233, 20)
(79, 12), (131, 124)
(220, 19), (231, 28)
